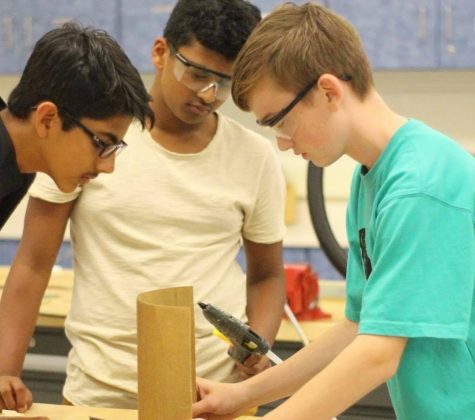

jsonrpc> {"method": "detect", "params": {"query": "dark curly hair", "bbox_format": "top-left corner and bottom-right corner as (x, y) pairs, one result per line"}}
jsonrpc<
(164, 0), (261, 60)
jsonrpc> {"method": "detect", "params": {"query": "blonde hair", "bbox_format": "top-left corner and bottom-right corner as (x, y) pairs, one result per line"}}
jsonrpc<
(232, 2), (373, 110)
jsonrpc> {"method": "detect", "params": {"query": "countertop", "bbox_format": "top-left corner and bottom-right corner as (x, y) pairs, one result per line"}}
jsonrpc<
(1, 403), (258, 419)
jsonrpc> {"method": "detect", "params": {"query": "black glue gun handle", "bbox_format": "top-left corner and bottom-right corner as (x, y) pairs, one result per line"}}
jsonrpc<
(228, 345), (252, 364)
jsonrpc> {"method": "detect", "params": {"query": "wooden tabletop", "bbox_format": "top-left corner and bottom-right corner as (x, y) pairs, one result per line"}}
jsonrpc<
(278, 298), (346, 342)
(5, 403), (257, 419)
(0, 266), (344, 419)
(0, 266), (72, 329)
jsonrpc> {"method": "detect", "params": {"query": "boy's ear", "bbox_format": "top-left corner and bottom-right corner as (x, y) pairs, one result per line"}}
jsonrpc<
(33, 101), (61, 137)
(318, 74), (344, 110)
(151, 37), (168, 70)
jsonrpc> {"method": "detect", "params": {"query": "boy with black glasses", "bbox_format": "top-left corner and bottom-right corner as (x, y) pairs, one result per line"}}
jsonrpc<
(0, 22), (152, 232)
(193, 3), (475, 420)
(0, 21), (152, 414)
(0, 0), (286, 412)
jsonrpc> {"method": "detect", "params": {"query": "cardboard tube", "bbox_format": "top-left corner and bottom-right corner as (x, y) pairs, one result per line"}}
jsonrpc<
(137, 287), (196, 420)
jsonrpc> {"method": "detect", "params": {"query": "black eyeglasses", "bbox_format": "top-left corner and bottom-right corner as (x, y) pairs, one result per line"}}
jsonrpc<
(257, 79), (318, 128)
(256, 74), (352, 128)
(61, 109), (127, 158)
(30, 106), (128, 158)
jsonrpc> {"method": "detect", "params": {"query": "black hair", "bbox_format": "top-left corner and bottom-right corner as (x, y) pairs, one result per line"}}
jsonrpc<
(164, 0), (261, 60)
(7, 22), (154, 129)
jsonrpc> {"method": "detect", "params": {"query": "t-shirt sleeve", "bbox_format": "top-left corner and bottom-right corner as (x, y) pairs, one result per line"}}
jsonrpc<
(345, 167), (364, 323)
(28, 172), (81, 203)
(242, 144), (286, 244)
(359, 194), (475, 340)
(345, 246), (364, 323)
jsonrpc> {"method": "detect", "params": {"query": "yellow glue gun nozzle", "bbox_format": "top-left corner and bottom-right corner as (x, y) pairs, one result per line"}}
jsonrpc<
(213, 328), (232, 345)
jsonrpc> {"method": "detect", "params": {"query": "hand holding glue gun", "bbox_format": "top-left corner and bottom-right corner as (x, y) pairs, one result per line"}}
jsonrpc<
(198, 302), (283, 366)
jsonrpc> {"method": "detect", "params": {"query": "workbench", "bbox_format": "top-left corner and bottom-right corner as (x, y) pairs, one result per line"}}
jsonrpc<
(0, 267), (395, 419)
(1, 403), (258, 419)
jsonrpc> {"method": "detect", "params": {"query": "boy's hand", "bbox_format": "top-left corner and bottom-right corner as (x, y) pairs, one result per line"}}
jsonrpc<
(235, 354), (271, 379)
(193, 377), (250, 420)
(0, 376), (33, 413)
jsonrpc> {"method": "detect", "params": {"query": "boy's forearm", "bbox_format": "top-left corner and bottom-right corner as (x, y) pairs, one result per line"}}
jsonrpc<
(240, 320), (358, 408)
(263, 334), (407, 419)
(244, 239), (285, 345)
(0, 265), (50, 375)
(0, 197), (72, 375)
(246, 275), (286, 344)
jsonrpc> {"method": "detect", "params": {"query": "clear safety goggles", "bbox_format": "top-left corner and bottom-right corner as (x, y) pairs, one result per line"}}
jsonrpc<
(256, 79), (317, 139)
(256, 75), (352, 139)
(169, 43), (232, 102)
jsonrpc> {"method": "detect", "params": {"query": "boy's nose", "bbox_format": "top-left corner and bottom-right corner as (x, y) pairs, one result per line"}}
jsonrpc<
(276, 136), (293, 151)
(96, 154), (115, 174)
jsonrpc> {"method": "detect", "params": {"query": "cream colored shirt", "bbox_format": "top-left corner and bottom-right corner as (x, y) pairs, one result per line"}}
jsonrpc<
(29, 113), (286, 408)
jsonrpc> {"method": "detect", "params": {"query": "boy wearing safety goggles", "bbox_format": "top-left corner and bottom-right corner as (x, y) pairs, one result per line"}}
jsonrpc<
(1, 0), (287, 412)
(192, 3), (475, 420)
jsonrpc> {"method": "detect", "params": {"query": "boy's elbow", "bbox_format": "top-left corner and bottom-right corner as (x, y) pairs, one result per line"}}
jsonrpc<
(358, 334), (407, 381)
(381, 351), (402, 381)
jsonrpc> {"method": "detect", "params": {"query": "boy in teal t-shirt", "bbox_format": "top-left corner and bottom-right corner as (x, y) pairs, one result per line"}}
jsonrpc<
(346, 119), (475, 418)
(192, 4), (475, 420)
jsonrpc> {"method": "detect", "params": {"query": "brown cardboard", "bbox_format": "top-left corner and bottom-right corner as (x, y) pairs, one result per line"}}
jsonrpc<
(137, 287), (196, 420)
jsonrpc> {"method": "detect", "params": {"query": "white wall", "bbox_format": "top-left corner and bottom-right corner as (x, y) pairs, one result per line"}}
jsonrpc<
(1, 71), (474, 244)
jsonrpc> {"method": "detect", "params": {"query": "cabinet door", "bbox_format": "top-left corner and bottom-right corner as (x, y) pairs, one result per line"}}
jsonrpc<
(439, 0), (475, 67)
(120, 1), (327, 73)
(328, 0), (438, 69)
(120, 0), (174, 73)
(3, 0), (119, 74)
(0, 1), (24, 74)
(253, 0), (326, 16)
(28, 0), (119, 48)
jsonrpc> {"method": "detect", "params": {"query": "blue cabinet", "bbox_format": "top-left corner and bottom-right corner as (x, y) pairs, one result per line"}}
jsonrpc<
(328, 0), (439, 69)
(253, 0), (326, 16)
(2, 0), (475, 75)
(439, 0), (475, 67)
(120, 1), (174, 73)
(0, 0), (119, 74)
(120, 0), (327, 73)
(0, 1), (26, 73)
(236, 246), (344, 280)
(27, 0), (119, 43)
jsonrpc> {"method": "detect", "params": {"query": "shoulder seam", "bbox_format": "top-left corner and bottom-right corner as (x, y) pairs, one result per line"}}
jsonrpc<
(379, 192), (472, 214)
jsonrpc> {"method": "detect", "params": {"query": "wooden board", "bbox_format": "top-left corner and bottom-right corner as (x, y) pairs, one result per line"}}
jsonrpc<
(278, 298), (346, 342)
(3, 403), (259, 419)
(0, 266), (72, 319)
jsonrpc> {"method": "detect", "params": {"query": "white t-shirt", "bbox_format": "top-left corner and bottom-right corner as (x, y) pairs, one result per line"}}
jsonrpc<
(29, 113), (286, 408)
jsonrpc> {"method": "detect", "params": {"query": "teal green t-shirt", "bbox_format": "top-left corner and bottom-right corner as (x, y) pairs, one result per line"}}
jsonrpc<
(345, 120), (475, 419)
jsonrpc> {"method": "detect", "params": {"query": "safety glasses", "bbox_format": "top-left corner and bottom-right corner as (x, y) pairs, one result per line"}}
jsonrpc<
(169, 44), (232, 101)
